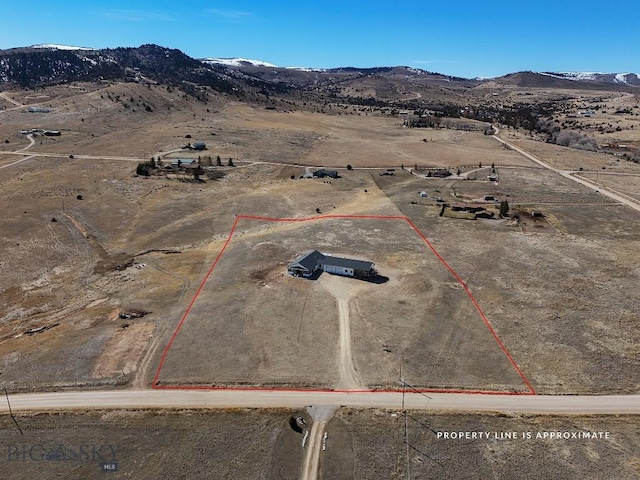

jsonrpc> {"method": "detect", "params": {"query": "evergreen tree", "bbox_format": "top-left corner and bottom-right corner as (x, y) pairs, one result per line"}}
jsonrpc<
(500, 200), (510, 217)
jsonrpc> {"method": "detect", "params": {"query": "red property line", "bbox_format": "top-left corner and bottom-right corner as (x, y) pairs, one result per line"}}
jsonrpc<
(153, 384), (528, 396)
(152, 214), (535, 395)
(151, 215), (241, 387)
(403, 217), (535, 395)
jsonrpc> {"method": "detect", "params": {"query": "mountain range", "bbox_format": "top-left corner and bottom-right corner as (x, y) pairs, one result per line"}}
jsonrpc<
(0, 44), (637, 107)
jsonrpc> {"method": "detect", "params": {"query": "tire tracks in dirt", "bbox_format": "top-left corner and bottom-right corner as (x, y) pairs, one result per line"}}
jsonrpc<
(301, 405), (337, 480)
(133, 260), (191, 388)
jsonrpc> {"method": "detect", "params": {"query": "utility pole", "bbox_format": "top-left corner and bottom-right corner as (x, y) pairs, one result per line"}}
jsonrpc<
(401, 357), (410, 480)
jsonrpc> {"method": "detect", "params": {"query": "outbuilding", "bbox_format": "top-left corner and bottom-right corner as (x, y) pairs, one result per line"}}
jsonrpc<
(313, 169), (339, 179)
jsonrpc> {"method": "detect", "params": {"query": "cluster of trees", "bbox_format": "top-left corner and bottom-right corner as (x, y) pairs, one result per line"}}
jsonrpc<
(135, 158), (157, 176)
(499, 200), (510, 218)
(197, 155), (234, 167)
(536, 118), (597, 151)
(404, 116), (485, 131)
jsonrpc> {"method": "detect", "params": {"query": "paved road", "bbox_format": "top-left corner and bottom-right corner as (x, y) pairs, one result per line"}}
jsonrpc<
(2, 389), (640, 414)
(492, 127), (640, 213)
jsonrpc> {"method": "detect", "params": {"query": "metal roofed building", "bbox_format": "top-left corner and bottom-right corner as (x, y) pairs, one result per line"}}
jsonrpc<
(287, 250), (376, 278)
(287, 250), (326, 277)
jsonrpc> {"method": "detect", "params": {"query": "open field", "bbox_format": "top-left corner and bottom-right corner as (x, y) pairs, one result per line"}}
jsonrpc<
(0, 409), (306, 480)
(2, 408), (637, 479)
(157, 216), (528, 391)
(376, 168), (640, 394)
(0, 140), (397, 392)
(323, 409), (640, 479)
(0, 82), (535, 169)
(1, 79), (640, 479)
(1, 81), (639, 399)
(504, 133), (640, 173)
(580, 172), (640, 202)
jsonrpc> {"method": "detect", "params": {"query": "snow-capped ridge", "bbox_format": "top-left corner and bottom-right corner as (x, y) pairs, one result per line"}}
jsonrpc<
(200, 57), (277, 68)
(284, 66), (326, 72)
(540, 71), (604, 81)
(614, 73), (632, 84)
(31, 44), (96, 51)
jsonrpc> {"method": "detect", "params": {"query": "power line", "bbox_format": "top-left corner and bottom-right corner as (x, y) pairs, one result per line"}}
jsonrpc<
(4, 388), (24, 435)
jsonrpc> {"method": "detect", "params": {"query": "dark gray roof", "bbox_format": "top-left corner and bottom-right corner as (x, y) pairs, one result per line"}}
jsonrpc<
(321, 256), (374, 271)
(289, 250), (326, 271)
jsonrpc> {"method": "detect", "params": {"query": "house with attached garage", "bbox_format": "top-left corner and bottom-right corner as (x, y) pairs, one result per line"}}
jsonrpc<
(287, 250), (376, 278)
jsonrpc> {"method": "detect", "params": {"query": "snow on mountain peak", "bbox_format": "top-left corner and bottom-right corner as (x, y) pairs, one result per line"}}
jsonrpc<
(31, 44), (96, 51)
(614, 73), (632, 84)
(200, 57), (277, 68)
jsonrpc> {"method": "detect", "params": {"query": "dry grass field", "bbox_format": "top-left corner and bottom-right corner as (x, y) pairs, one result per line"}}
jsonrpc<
(0, 81), (639, 397)
(0, 408), (306, 480)
(580, 172), (640, 202)
(1, 408), (638, 479)
(376, 168), (640, 394)
(1, 79), (640, 478)
(322, 409), (640, 479)
(156, 216), (528, 391)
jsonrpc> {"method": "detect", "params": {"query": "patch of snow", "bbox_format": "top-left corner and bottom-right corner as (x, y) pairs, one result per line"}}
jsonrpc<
(201, 57), (277, 67)
(614, 73), (630, 84)
(540, 71), (604, 81)
(284, 66), (326, 72)
(406, 67), (426, 75)
(31, 43), (96, 51)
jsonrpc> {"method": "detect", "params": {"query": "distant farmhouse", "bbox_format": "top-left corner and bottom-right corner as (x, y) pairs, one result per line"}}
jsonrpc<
(313, 169), (338, 179)
(287, 250), (376, 279)
(27, 107), (51, 113)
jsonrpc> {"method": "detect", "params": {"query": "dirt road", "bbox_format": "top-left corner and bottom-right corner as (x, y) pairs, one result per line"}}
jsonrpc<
(318, 275), (366, 390)
(300, 405), (337, 480)
(492, 127), (640, 213)
(3, 389), (640, 414)
(0, 91), (23, 107)
(0, 154), (37, 170)
(301, 420), (326, 480)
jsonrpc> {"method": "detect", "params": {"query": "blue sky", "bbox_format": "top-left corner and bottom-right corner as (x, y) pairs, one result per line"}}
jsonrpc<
(2, 0), (638, 78)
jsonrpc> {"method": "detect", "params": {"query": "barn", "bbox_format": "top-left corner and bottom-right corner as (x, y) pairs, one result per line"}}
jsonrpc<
(287, 250), (376, 278)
